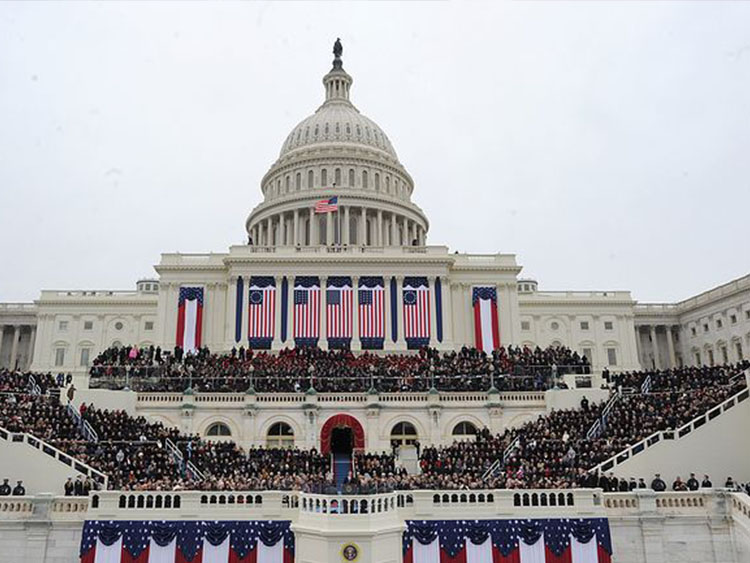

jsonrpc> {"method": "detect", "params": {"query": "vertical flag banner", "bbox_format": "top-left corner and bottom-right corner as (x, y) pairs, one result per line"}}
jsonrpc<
(176, 287), (204, 353)
(359, 276), (385, 350)
(80, 520), (295, 563)
(294, 276), (321, 347)
(248, 276), (276, 349)
(326, 276), (353, 349)
(281, 276), (289, 343)
(435, 276), (444, 343)
(235, 276), (244, 343)
(472, 286), (500, 352)
(390, 277), (398, 343)
(402, 518), (612, 563)
(403, 276), (430, 349)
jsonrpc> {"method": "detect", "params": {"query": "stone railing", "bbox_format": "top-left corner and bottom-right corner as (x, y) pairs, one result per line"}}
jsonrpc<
(590, 384), (749, 474)
(136, 390), (547, 408)
(0, 494), (88, 522)
(602, 490), (732, 518)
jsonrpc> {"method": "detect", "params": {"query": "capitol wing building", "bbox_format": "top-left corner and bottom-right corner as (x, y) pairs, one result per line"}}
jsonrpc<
(18, 50), (649, 376)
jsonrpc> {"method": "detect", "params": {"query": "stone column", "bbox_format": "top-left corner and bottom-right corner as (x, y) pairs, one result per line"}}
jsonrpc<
(404, 219), (411, 245)
(360, 207), (367, 246)
(650, 326), (661, 369)
(441, 277), (454, 346)
(273, 275), (283, 349)
(390, 215), (397, 246)
(293, 209), (299, 245)
(10, 325), (20, 371)
(377, 210), (383, 246)
(310, 208), (317, 245)
(352, 276), (360, 350)
(27, 325), (36, 370)
(667, 326), (677, 368)
(344, 206), (350, 245)
(326, 211), (333, 246)
(265, 217), (272, 246)
(320, 276), (327, 349)
(395, 276), (405, 349)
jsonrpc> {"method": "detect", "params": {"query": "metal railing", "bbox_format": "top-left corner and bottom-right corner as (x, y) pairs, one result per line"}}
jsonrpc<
(640, 375), (652, 394)
(586, 390), (620, 440)
(482, 435), (519, 481)
(165, 438), (205, 482)
(66, 404), (99, 442)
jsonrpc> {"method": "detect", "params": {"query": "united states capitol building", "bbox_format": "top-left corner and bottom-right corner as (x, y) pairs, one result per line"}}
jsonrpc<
(1, 43), (750, 563)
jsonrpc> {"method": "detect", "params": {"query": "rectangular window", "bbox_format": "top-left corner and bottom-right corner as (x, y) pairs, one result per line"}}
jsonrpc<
(708, 349), (715, 366)
(521, 321), (530, 331)
(80, 348), (90, 367)
(580, 321), (589, 331)
(58, 320), (68, 332)
(606, 348), (617, 366)
(83, 321), (93, 331)
(721, 346), (728, 364)
(604, 321), (613, 331)
(716, 319), (723, 329)
(695, 352), (701, 365)
(582, 348), (593, 361)
(730, 314), (737, 325)
(691, 327), (697, 337)
(703, 324), (709, 333)
(145, 321), (154, 331)
(746, 310), (750, 320)
(737, 342), (744, 361)
(54, 348), (65, 367)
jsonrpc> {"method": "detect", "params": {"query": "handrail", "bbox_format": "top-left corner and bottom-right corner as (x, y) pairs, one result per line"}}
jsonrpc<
(590, 383), (750, 475)
(0, 425), (108, 487)
(27, 374), (42, 396)
(66, 404), (98, 442)
(640, 375), (652, 394)
(165, 438), (205, 482)
(482, 435), (519, 481)
(586, 390), (620, 440)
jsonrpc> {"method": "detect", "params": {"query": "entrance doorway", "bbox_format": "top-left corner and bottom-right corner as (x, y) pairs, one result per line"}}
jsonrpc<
(331, 427), (354, 455)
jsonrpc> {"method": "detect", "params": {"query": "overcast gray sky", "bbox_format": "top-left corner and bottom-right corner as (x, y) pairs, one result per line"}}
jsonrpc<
(1, 1), (749, 304)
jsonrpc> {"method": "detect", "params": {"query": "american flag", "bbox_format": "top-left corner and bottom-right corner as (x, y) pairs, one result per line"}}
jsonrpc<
(359, 279), (385, 341)
(248, 277), (276, 346)
(402, 518), (612, 563)
(176, 286), (204, 353)
(403, 278), (430, 345)
(294, 277), (321, 343)
(314, 196), (338, 213)
(80, 519), (295, 563)
(326, 280), (353, 343)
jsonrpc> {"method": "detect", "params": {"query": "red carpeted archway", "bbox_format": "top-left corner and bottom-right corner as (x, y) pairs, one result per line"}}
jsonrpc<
(320, 413), (365, 455)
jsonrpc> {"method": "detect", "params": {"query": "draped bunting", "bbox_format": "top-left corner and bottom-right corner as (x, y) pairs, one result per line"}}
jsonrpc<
(326, 276), (353, 349)
(403, 519), (612, 563)
(319, 413), (365, 455)
(248, 276), (276, 349)
(294, 276), (320, 347)
(176, 287), (204, 353)
(403, 276), (430, 349)
(359, 276), (385, 349)
(472, 286), (500, 352)
(80, 520), (294, 563)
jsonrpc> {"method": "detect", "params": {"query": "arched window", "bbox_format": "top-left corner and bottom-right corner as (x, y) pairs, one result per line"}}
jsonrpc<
(206, 422), (231, 437)
(362, 170), (368, 189)
(390, 422), (418, 447)
(374, 173), (380, 191)
(348, 168), (355, 187)
(385, 176), (390, 193)
(349, 216), (358, 245)
(267, 422), (294, 448)
(295, 173), (301, 191)
(285, 176), (290, 192)
(321, 169), (328, 187)
(452, 421), (478, 439)
(318, 215), (327, 245)
(335, 168), (341, 186)
(308, 170), (314, 189)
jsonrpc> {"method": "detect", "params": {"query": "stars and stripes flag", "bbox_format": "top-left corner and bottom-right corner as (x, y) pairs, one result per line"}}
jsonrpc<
(176, 287), (204, 353)
(248, 277), (276, 349)
(314, 196), (338, 213)
(358, 277), (385, 348)
(80, 519), (294, 563)
(403, 518), (612, 563)
(403, 277), (430, 348)
(473, 286), (500, 352)
(294, 277), (321, 346)
(326, 277), (353, 347)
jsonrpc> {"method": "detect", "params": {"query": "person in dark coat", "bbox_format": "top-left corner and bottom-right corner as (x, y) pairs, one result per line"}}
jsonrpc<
(701, 475), (713, 488)
(650, 473), (667, 491)
(598, 473), (610, 492)
(0, 479), (10, 496)
(687, 473), (699, 491)
(64, 478), (74, 496)
(74, 476), (84, 496)
(637, 478), (647, 489)
(12, 481), (25, 496)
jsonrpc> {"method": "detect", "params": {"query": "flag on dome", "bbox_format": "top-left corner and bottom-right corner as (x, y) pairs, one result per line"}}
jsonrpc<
(314, 196), (338, 213)
(472, 286), (500, 352)
(176, 286), (204, 353)
(80, 519), (294, 563)
(402, 518), (612, 563)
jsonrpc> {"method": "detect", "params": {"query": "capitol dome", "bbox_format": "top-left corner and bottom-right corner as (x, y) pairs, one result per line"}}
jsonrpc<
(246, 43), (429, 248)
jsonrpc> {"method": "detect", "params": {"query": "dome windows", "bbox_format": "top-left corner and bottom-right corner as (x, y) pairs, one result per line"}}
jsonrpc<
(346, 123), (351, 135)
(314, 125), (319, 137)
(374, 173), (380, 191)
(324, 123), (329, 136)
(308, 170), (313, 189)
(295, 173), (301, 191)
(305, 127), (309, 140)
(321, 169), (328, 187)
(362, 170), (368, 188)
(348, 168), (355, 187)
(334, 168), (341, 186)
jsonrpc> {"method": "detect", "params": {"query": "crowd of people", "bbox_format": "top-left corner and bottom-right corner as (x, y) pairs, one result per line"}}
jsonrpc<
(88, 344), (590, 393)
(0, 356), (747, 494)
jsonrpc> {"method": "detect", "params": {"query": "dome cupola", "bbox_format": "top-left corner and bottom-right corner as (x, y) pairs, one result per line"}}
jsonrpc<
(246, 40), (429, 248)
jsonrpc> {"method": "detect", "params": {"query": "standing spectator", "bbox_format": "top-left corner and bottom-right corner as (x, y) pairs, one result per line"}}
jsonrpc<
(687, 473), (699, 491)
(74, 476), (84, 496)
(0, 479), (10, 495)
(64, 478), (74, 496)
(701, 475), (713, 488)
(672, 476), (687, 491)
(12, 480), (25, 496)
(651, 473), (667, 491)
(67, 384), (76, 404)
(725, 477), (736, 489)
